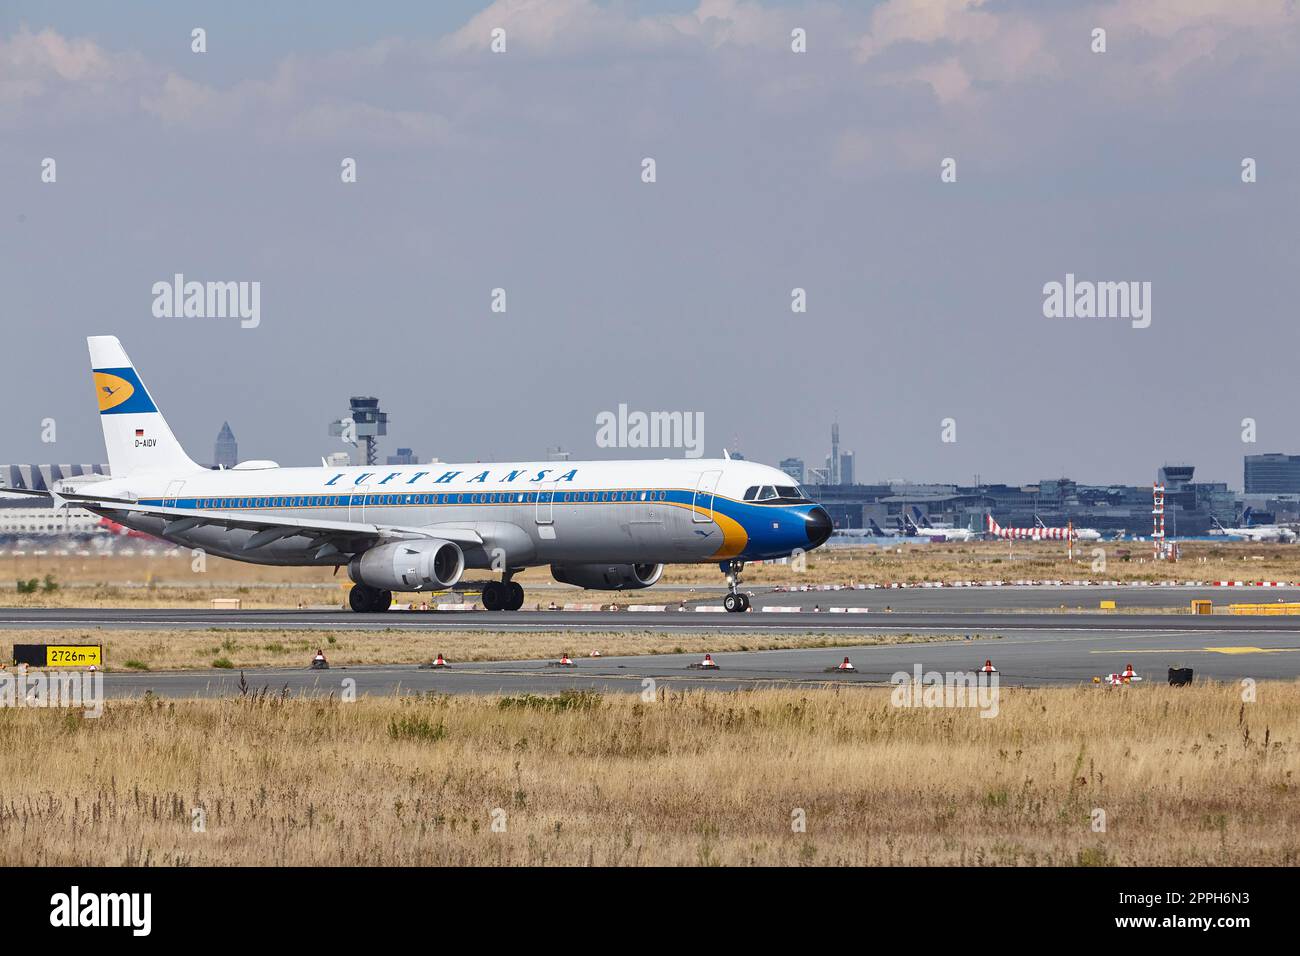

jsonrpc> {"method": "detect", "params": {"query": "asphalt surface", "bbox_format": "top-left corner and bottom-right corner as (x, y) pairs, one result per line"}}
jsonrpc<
(90, 624), (1300, 697)
(7, 585), (1300, 696)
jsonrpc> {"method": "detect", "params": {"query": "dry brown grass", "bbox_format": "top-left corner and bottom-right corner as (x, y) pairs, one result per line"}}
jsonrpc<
(1, 683), (1296, 865)
(3, 540), (1299, 609)
(9, 627), (974, 671)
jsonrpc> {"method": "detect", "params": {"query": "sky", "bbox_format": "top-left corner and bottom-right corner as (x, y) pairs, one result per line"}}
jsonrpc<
(2, 0), (1298, 488)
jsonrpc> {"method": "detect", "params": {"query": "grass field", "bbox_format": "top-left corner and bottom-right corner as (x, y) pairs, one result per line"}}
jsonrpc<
(1, 682), (1295, 865)
(1, 627), (983, 670)
(3, 540), (1299, 609)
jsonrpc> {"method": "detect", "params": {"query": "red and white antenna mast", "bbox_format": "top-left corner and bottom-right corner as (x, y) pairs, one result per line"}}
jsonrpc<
(1152, 482), (1166, 560)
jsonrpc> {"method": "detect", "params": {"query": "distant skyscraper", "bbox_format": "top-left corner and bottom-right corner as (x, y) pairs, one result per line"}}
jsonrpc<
(840, 450), (855, 486)
(830, 422), (841, 485)
(779, 457), (805, 483)
(387, 448), (417, 465)
(214, 422), (237, 468)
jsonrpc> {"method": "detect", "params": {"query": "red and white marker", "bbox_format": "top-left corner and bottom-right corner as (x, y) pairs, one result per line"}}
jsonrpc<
(589, 650), (602, 658)
(558, 653), (574, 666)
(700, 653), (719, 669)
(837, 657), (855, 671)
(980, 659), (997, 674)
(433, 653), (448, 667)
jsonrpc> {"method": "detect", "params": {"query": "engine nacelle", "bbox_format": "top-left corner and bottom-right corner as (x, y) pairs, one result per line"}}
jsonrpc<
(550, 562), (664, 590)
(349, 539), (464, 592)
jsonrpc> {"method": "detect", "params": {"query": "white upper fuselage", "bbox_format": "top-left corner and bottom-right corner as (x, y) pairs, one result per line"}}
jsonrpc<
(77, 457), (831, 568)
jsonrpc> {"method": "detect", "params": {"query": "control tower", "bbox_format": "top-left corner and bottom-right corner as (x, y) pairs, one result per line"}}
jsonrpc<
(329, 396), (389, 466)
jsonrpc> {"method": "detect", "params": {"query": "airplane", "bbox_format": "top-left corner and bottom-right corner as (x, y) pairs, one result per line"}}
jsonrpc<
(1035, 513), (1101, 542)
(905, 507), (980, 542)
(1210, 508), (1296, 543)
(829, 517), (898, 540)
(5, 336), (833, 613)
(986, 514), (1075, 541)
(868, 517), (900, 538)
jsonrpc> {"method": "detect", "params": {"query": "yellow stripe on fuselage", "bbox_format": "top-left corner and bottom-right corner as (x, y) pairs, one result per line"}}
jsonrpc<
(663, 501), (749, 560)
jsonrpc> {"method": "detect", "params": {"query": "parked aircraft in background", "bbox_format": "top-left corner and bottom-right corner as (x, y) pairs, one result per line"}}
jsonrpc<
(905, 507), (980, 542)
(1210, 509), (1297, 543)
(1035, 514), (1102, 541)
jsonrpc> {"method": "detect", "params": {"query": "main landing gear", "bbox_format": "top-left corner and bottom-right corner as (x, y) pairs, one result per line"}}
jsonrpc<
(349, 583), (393, 613)
(721, 559), (750, 613)
(480, 574), (525, 612)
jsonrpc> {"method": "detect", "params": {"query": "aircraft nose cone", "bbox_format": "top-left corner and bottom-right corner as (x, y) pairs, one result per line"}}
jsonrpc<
(805, 506), (832, 548)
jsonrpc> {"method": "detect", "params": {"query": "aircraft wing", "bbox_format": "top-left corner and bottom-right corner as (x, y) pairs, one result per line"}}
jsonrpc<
(1, 487), (483, 549)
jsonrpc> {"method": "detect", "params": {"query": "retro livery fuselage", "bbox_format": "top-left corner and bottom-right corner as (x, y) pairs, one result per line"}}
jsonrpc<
(85, 457), (831, 568)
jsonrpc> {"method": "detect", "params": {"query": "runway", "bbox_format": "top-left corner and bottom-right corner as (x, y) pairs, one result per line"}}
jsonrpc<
(85, 623), (1300, 697)
(5, 606), (1300, 635)
(4, 584), (1300, 633)
(8, 586), (1300, 696)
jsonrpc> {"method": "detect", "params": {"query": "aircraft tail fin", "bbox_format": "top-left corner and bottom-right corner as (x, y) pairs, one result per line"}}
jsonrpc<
(88, 336), (201, 476)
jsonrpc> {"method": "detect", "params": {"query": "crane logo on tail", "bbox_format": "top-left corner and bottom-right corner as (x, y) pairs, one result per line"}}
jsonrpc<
(92, 369), (156, 415)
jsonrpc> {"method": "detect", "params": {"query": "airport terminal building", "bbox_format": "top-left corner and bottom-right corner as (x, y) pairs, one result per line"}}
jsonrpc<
(808, 464), (1238, 537)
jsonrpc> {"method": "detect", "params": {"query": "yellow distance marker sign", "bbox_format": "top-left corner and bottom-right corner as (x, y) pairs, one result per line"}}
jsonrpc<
(45, 645), (102, 667)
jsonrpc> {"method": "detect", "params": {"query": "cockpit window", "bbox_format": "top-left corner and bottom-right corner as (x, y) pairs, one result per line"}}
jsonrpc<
(745, 484), (812, 504)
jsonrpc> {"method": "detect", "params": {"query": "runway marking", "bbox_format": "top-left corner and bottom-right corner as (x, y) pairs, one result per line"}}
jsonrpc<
(1093, 646), (1300, 655)
(1203, 646), (1298, 655)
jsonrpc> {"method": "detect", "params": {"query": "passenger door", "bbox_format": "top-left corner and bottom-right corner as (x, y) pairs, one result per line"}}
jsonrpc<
(535, 479), (556, 535)
(692, 470), (721, 523)
(162, 480), (185, 508)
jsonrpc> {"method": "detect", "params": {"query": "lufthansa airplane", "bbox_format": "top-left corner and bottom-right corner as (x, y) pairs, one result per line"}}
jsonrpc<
(8, 337), (832, 612)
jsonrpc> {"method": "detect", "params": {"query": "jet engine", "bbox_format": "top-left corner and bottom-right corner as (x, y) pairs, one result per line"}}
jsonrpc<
(349, 539), (464, 592)
(550, 563), (664, 590)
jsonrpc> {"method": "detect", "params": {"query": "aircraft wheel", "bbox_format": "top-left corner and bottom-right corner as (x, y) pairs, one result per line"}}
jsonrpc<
(505, 582), (525, 611)
(481, 581), (506, 611)
(724, 592), (742, 613)
(349, 584), (391, 613)
(737, 593), (751, 612)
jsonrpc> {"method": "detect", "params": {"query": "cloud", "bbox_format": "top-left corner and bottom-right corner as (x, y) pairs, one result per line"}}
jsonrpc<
(4, 1), (1299, 161)
(0, 27), (147, 123)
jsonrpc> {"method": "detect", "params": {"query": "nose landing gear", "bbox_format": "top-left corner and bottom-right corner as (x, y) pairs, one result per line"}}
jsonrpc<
(721, 559), (750, 612)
